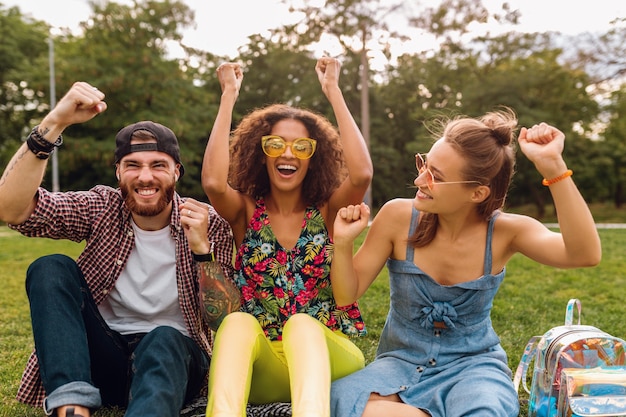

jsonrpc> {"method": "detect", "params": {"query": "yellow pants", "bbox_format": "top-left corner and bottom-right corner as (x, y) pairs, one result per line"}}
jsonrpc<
(206, 312), (365, 417)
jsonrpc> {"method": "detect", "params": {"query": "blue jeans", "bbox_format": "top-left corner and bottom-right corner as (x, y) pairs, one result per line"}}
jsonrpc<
(26, 254), (209, 416)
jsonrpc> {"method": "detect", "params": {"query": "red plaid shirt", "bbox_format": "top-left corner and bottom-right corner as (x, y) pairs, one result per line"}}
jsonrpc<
(9, 185), (234, 407)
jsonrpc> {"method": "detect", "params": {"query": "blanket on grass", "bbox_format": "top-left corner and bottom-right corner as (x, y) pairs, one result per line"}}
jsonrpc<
(180, 396), (292, 417)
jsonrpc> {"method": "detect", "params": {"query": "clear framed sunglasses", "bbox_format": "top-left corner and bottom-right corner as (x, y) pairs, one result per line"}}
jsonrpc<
(261, 135), (317, 160)
(415, 153), (482, 191)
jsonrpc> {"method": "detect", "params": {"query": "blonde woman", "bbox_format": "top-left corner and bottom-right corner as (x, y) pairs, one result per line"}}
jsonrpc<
(330, 110), (601, 417)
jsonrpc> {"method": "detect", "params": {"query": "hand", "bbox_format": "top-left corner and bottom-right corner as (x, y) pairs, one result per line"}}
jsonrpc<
(216, 62), (243, 96)
(334, 203), (370, 245)
(518, 123), (567, 174)
(180, 198), (211, 254)
(43, 82), (107, 130)
(315, 56), (341, 96)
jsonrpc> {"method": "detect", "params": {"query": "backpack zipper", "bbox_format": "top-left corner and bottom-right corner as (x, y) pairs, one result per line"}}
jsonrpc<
(544, 327), (609, 372)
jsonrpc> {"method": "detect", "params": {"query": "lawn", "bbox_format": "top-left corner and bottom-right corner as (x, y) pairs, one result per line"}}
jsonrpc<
(2, 224), (626, 416)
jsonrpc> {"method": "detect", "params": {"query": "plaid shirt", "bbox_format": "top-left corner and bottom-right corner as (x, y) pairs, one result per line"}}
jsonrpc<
(9, 185), (234, 407)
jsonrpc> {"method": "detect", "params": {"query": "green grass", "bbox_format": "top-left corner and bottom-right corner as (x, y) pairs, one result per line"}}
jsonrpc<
(508, 202), (626, 224)
(2, 225), (626, 416)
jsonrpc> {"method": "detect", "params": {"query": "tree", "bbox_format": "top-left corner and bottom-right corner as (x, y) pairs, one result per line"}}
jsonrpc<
(230, 33), (322, 114)
(45, 0), (216, 198)
(3, 0), (617, 214)
(570, 18), (626, 85)
(0, 3), (50, 165)
(598, 86), (626, 207)
(369, 8), (601, 214)
(568, 18), (626, 208)
(280, 0), (409, 206)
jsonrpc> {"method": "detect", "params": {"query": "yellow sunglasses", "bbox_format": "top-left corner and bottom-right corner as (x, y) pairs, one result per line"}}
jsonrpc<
(261, 135), (317, 160)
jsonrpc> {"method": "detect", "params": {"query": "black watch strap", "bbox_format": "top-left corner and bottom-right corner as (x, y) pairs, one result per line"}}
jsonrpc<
(193, 252), (215, 262)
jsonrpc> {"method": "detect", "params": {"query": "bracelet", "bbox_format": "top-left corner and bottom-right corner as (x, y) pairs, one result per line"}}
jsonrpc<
(26, 136), (56, 159)
(30, 125), (63, 148)
(25, 126), (63, 160)
(542, 169), (573, 186)
(193, 252), (215, 262)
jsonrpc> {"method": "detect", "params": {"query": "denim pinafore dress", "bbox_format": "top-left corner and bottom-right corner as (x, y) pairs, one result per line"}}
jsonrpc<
(331, 208), (519, 417)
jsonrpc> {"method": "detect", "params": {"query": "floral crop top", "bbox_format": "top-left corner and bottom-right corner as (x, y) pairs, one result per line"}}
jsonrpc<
(234, 197), (367, 341)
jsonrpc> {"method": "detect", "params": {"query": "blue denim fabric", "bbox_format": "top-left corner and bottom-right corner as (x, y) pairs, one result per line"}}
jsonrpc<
(26, 254), (209, 416)
(331, 209), (519, 417)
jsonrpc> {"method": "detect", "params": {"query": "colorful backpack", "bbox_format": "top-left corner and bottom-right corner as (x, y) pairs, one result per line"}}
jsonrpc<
(513, 299), (626, 417)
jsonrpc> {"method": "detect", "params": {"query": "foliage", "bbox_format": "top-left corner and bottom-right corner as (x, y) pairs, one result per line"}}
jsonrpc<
(283, 0), (409, 56)
(0, 0), (625, 214)
(598, 86), (626, 207)
(0, 3), (50, 164)
(50, 0), (216, 198)
(229, 33), (321, 114)
(570, 17), (626, 84)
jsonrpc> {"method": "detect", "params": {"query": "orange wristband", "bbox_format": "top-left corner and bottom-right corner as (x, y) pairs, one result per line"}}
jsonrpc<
(542, 169), (573, 186)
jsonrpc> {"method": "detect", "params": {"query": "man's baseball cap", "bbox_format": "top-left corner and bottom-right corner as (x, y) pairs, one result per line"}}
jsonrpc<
(114, 121), (185, 178)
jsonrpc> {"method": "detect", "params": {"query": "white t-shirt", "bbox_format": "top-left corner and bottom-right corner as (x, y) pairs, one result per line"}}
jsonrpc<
(98, 220), (189, 336)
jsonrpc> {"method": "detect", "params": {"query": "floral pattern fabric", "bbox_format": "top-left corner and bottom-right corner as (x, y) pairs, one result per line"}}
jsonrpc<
(234, 197), (366, 341)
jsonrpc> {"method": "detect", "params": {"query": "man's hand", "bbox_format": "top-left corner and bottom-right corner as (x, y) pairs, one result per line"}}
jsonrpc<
(41, 82), (107, 133)
(0, 81), (106, 224)
(179, 198), (211, 255)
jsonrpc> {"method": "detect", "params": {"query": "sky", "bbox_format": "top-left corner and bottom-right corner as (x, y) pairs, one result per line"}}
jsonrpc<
(3, 0), (625, 59)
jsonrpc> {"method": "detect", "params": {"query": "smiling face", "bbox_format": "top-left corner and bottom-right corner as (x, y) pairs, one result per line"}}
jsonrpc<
(413, 139), (484, 213)
(263, 119), (312, 194)
(116, 141), (179, 219)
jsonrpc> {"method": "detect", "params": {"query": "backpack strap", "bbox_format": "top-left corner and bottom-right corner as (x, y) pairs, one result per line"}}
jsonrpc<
(514, 299), (582, 395)
(513, 335), (541, 395)
(565, 298), (582, 325)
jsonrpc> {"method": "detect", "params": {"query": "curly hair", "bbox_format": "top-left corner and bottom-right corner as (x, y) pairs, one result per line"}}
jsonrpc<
(410, 108), (518, 247)
(228, 103), (347, 207)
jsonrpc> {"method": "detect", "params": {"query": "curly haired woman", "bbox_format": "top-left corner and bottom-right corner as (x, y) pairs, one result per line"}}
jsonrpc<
(202, 57), (373, 417)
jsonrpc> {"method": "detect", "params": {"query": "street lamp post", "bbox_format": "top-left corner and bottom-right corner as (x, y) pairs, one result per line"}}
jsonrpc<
(48, 35), (59, 192)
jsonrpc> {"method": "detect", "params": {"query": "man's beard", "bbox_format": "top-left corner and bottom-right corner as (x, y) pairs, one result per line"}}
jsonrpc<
(120, 178), (175, 217)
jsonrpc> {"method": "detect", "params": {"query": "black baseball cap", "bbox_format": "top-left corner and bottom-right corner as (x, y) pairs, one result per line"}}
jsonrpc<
(114, 121), (185, 178)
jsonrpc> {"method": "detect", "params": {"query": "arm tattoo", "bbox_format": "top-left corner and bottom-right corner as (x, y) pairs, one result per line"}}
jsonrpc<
(199, 261), (241, 331)
(0, 146), (29, 187)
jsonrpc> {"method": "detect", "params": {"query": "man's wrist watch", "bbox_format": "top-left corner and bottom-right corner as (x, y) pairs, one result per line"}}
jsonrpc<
(193, 252), (216, 262)
(192, 241), (215, 262)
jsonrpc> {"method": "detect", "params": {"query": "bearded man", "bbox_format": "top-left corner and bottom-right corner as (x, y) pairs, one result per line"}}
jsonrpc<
(0, 82), (240, 417)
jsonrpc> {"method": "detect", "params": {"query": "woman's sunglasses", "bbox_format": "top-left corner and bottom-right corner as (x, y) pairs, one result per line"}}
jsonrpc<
(261, 135), (317, 160)
(415, 153), (482, 190)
